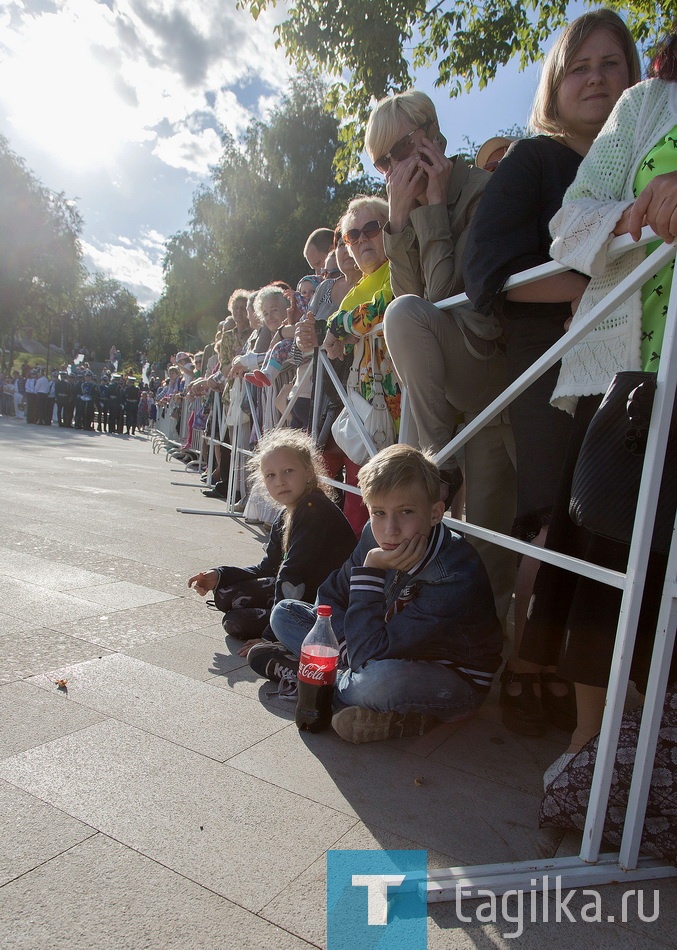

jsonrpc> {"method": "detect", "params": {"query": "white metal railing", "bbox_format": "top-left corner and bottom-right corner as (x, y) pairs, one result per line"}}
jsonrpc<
(414, 227), (677, 898)
(167, 228), (677, 893)
(177, 330), (395, 516)
(153, 392), (182, 445)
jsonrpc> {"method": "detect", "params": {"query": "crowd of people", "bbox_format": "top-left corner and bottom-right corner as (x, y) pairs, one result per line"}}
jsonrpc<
(187, 14), (677, 813)
(1, 362), (154, 435)
(5, 12), (674, 824)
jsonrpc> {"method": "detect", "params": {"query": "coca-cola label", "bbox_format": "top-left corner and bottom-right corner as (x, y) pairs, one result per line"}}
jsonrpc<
(298, 654), (338, 686)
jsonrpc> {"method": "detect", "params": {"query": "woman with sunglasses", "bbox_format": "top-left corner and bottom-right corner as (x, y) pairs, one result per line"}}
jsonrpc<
(365, 89), (517, 638)
(463, 10), (639, 737)
(302, 196), (397, 534)
(325, 197), (397, 422)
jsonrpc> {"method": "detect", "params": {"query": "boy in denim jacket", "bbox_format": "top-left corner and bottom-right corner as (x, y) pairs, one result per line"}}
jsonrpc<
(252, 444), (502, 743)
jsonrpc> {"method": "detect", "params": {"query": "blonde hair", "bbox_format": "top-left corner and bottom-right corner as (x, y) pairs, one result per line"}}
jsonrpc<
(365, 90), (439, 167)
(339, 195), (389, 233)
(247, 429), (333, 551)
(358, 444), (441, 506)
(529, 10), (640, 136)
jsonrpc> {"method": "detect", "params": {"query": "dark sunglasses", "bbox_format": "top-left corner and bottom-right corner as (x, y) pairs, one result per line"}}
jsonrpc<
(342, 220), (383, 246)
(374, 122), (430, 174)
(322, 267), (342, 279)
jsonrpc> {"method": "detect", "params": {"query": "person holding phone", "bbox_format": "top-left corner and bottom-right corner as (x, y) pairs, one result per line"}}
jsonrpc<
(365, 89), (517, 634)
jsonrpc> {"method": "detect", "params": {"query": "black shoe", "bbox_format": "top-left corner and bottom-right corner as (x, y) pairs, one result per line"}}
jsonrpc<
(203, 479), (227, 497)
(222, 607), (269, 640)
(540, 672), (577, 733)
(247, 641), (299, 682)
(202, 488), (226, 499)
(499, 667), (545, 736)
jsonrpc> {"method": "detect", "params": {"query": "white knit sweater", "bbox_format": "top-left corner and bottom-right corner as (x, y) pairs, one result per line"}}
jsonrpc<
(549, 79), (677, 414)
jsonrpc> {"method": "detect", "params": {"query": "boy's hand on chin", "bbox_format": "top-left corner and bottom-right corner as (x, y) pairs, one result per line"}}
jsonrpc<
(364, 535), (427, 573)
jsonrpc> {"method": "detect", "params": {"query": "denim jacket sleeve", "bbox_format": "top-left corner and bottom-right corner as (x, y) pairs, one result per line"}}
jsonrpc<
(319, 524), (502, 674)
(342, 563), (479, 670)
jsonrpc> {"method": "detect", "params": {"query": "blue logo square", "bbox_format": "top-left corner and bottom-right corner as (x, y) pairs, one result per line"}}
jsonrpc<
(327, 849), (427, 949)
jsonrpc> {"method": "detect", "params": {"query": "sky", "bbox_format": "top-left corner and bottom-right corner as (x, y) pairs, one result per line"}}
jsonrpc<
(0, 0), (580, 310)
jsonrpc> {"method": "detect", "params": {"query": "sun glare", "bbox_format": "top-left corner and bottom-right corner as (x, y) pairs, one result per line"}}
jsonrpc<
(3, 12), (138, 170)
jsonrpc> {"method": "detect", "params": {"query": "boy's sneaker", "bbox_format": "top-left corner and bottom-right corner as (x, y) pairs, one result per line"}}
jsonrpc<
(331, 706), (439, 744)
(247, 641), (299, 684)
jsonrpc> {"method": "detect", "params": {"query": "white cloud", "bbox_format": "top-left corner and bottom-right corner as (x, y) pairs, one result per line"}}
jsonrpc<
(0, 0), (292, 175)
(0, 0), (297, 306)
(152, 122), (223, 174)
(212, 88), (253, 142)
(140, 228), (166, 248)
(256, 92), (283, 125)
(81, 232), (167, 308)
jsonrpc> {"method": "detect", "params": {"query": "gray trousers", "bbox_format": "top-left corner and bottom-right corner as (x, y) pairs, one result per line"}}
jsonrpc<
(384, 294), (517, 626)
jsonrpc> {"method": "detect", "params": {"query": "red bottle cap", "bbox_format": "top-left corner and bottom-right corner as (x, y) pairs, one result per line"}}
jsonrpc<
(317, 605), (332, 617)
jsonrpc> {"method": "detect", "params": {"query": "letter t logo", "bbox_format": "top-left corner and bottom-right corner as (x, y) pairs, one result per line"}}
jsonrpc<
(351, 874), (406, 925)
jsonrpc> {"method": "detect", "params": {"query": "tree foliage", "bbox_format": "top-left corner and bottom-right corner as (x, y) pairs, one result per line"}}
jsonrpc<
(0, 133), (83, 347)
(238, 0), (674, 176)
(72, 274), (147, 359)
(0, 134), (148, 367)
(148, 73), (383, 354)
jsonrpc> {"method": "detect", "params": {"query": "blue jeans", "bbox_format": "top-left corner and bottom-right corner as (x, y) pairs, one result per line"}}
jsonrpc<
(270, 600), (485, 720)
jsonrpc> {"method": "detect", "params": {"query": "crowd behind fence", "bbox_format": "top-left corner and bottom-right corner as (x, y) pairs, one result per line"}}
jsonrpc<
(153, 229), (677, 894)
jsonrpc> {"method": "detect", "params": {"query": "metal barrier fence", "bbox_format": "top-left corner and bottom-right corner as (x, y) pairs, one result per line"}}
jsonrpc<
(172, 226), (677, 894)
(153, 394), (206, 464)
(419, 227), (677, 899)
(154, 395), (182, 445)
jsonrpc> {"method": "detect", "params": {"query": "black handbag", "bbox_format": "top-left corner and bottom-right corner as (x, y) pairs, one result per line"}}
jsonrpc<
(569, 371), (677, 554)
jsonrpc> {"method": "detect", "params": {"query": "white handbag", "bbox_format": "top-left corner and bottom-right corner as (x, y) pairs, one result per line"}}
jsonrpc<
(225, 377), (248, 426)
(331, 338), (395, 465)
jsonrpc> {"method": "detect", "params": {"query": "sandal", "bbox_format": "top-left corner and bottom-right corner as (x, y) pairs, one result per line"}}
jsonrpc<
(539, 672), (577, 733)
(499, 667), (545, 736)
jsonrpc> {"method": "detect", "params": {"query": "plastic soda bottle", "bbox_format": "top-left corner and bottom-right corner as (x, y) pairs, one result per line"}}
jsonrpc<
(296, 605), (340, 732)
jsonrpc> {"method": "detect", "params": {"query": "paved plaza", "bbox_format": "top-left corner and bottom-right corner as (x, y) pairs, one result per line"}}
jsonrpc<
(0, 415), (675, 949)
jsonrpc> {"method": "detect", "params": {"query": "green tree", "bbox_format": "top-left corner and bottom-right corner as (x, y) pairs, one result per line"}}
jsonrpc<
(73, 274), (147, 361)
(152, 73), (383, 351)
(0, 133), (83, 365)
(207, 73), (364, 287)
(238, 0), (672, 175)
